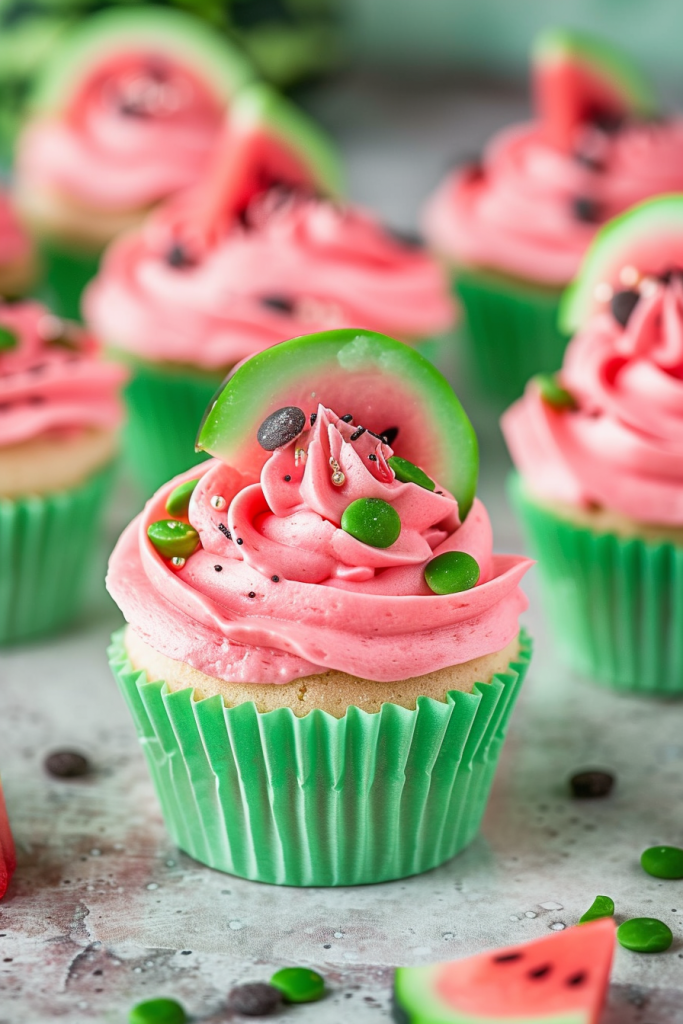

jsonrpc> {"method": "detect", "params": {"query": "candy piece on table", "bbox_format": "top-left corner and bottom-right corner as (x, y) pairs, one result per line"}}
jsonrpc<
(0, 776), (16, 900)
(227, 982), (282, 1016)
(533, 27), (657, 152)
(270, 967), (326, 1004)
(196, 328), (479, 520)
(617, 918), (673, 954)
(570, 770), (614, 799)
(641, 846), (683, 880)
(44, 750), (89, 778)
(580, 895), (615, 924)
(129, 998), (186, 1024)
(393, 919), (615, 1024)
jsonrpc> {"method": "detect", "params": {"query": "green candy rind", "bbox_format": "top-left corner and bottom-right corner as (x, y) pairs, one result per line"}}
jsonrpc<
(28, 6), (254, 118)
(196, 329), (479, 520)
(165, 478), (200, 518)
(147, 519), (199, 560)
(580, 894), (615, 924)
(534, 373), (577, 411)
(341, 497), (401, 549)
(641, 845), (683, 880)
(128, 997), (187, 1024)
(425, 551), (480, 595)
(270, 967), (325, 1004)
(560, 195), (683, 334)
(617, 917), (673, 954)
(0, 324), (18, 351)
(388, 455), (436, 491)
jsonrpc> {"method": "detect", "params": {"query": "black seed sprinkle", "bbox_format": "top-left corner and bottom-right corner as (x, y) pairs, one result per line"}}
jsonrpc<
(341, 414), (353, 423)
(350, 426), (366, 441)
(310, 412), (317, 426)
(368, 454), (377, 461)
(573, 197), (601, 223)
(591, 111), (624, 134)
(493, 952), (522, 963)
(44, 750), (89, 778)
(261, 295), (294, 314)
(166, 243), (195, 269)
(611, 289), (640, 327)
(271, 575), (280, 582)
(227, 982), (282, 1016)
(248, 592), (256, 599)
(257, 406), (306, 451)
(214, 565), (223, 572)
(566, 972), (587, 987)
(570, 769), (615, 799)
(218, 523), (232, 540)
(382, 426), (399, 446)
(119, 100), (151, 118)
(284, 475), (291, 482)
(529, 965), (552, 980)
(236, 538), (243, 545)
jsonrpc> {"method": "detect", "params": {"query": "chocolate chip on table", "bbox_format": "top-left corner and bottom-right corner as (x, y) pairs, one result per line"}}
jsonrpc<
(610, 289), (640, 328)
(570, 770), (614, 799)
(44, 751), (89, 778)
(227, 982), (282, 1016)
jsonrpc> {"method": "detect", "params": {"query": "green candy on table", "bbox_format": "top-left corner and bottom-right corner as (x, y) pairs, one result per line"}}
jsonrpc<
(388, 455), (435, 491)
(270, 967), (326, 1003)
(580, 894), (615, 924)
(165, 478), (200, 518)
(341, 497), (401, 548)
(641, 845), (683, 879)
(147, 520), (199, 560)
(424, 551), (480, 595)
(533, 372), (577, 410)
(0, 324), (17, 350)
(617, 918), (673, 954)
(129, 997), (186, 1024)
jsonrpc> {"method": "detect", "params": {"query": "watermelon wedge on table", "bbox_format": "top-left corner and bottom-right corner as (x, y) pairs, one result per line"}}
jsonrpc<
(393, 919), (615, 1024)
(0, 776), (15, 899)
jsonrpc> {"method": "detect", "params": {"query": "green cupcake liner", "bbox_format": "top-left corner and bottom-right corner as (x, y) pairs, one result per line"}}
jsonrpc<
(454, 267), (568, 407)
(37, 237), (101, 322)
(113, 355), (224, 497)
(0, 462), (115, 645)
(108, 628), (531, 886)
(511, 474), (683, 696)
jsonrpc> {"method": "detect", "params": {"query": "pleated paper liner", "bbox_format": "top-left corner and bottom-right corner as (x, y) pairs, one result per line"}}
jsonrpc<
(511, 474), (683, 696)
(454, 267), (568, 407)
(0, 462), (115, 644)
(37, 238), (101, 322)
(109, 629), (532, 887)
(111, 353), (224, 496)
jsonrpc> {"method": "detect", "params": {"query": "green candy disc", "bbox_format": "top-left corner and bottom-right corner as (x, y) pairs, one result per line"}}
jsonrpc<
(270, 967), (326, 1004)
(388, 455), (435, 491)
(424, 551), (480, 595)
(129, 997), (187, 1024)
(580, 894), (615, 924)
(641, 845), (683, 880)
(147, 520), (200, 559)
(533, 373), (577, 410)
(165, 478), (200, 518)
(341, 498), (401, 549)
(617, 917), (673, 954)
(0, 324), (18, 351)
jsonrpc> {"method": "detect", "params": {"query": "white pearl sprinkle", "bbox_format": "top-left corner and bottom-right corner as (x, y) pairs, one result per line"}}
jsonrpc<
(331, 471), (345, 486)
(210, 495), (226, 510)
(594, 282), (613, 303)
(619, 265), (640, 287)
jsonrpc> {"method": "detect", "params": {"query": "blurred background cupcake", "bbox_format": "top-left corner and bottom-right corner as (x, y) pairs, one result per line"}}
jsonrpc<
(503, 195), (683, 695)
(13, 6), (254, 320)
(0, 300), (126, 643)
(423, 28), (683, 406)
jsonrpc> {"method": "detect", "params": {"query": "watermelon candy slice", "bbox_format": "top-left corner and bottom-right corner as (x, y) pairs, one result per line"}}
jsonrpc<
(533, 27), (657, 152)
(393, 919), (615, 1024)
(560, 194), (683, 334)
(0, 776), (16, 899)
(196, 328), (479, 520)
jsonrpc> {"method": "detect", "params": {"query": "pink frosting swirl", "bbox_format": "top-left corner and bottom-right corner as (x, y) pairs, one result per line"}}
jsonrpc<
(17, 54), (224, 210)
(84, 193), (456, 369)
(0, 190), (31, 268)
(424, 119), (683, 286)
(0, 302), (127, 448)
(108, 406), (530, 683)
(503, 277), (683, 524)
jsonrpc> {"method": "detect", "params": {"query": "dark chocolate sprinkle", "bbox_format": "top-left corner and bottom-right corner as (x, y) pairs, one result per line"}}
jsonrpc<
(227, 982), (282, 1016)
(350, 426), (366, 441)
(214, 565), (223, 572)
(528, 965), (552, 980)
(381, 426), (399, 446)
(44, 750), (89, 778)
(570, 769), (614, 799)
(310, 412), (317, 426)
(284, 475), (291, 482)
(493, 952), (522, 963)
(611, 289), (640, 327)
(260, 295), (294, 314)
(341, 414), (353, 423)
(591, 111), (624, 134)
(218, 523), (232, 540)
(573, 197), (601, 223)
(566, 972), (587, 987)
(257, 406), (306, 451)
(271, 575), (280, 582)
(166, 243), (195, 269)
(236, 538), (243, 545)
(248, 592), (256, 599)
(368, 454), (377, 461)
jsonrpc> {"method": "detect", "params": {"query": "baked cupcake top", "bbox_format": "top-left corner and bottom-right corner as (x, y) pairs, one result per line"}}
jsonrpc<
(0, 302), (127, 449)
(84, 190), (456, 369)
(423, 29), (683, 287)
(502, 196), (683, 525)
(107, 330), (531, 684)
(15, 7), (253, 213)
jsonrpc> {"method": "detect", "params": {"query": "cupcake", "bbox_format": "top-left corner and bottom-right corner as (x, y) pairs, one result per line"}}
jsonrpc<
(503, 195), (683, 695)
(423, 28), (683, 405)
(0, 188), (35, 298)
(14, 6), (254, 320)
(85, 86), (453, 495)
(107, 328), (532, 886)
(0, 300), (126, 643)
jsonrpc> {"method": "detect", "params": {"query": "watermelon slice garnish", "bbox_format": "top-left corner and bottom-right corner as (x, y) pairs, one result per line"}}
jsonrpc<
(533, 27), (657, 152)
(394, 919), (615, 1024)
(196, 328), (479, 520)
(560, 194), (683, 334)
(0, 776), (16, 900)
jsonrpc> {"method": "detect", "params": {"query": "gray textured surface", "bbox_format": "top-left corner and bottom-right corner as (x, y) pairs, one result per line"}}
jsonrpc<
(2, 78), (683, 1023)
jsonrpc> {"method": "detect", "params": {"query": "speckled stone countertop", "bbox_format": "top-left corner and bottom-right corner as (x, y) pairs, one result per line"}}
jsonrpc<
(2, 75), (683, 1023)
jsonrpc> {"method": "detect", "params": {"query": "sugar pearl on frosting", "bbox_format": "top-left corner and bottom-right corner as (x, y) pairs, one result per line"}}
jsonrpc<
(210, 495), (226, 510)
(170, 556), (185, 569)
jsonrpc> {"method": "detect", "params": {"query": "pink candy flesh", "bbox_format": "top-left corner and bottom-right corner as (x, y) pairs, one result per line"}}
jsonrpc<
(108, 408), (531, 684)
